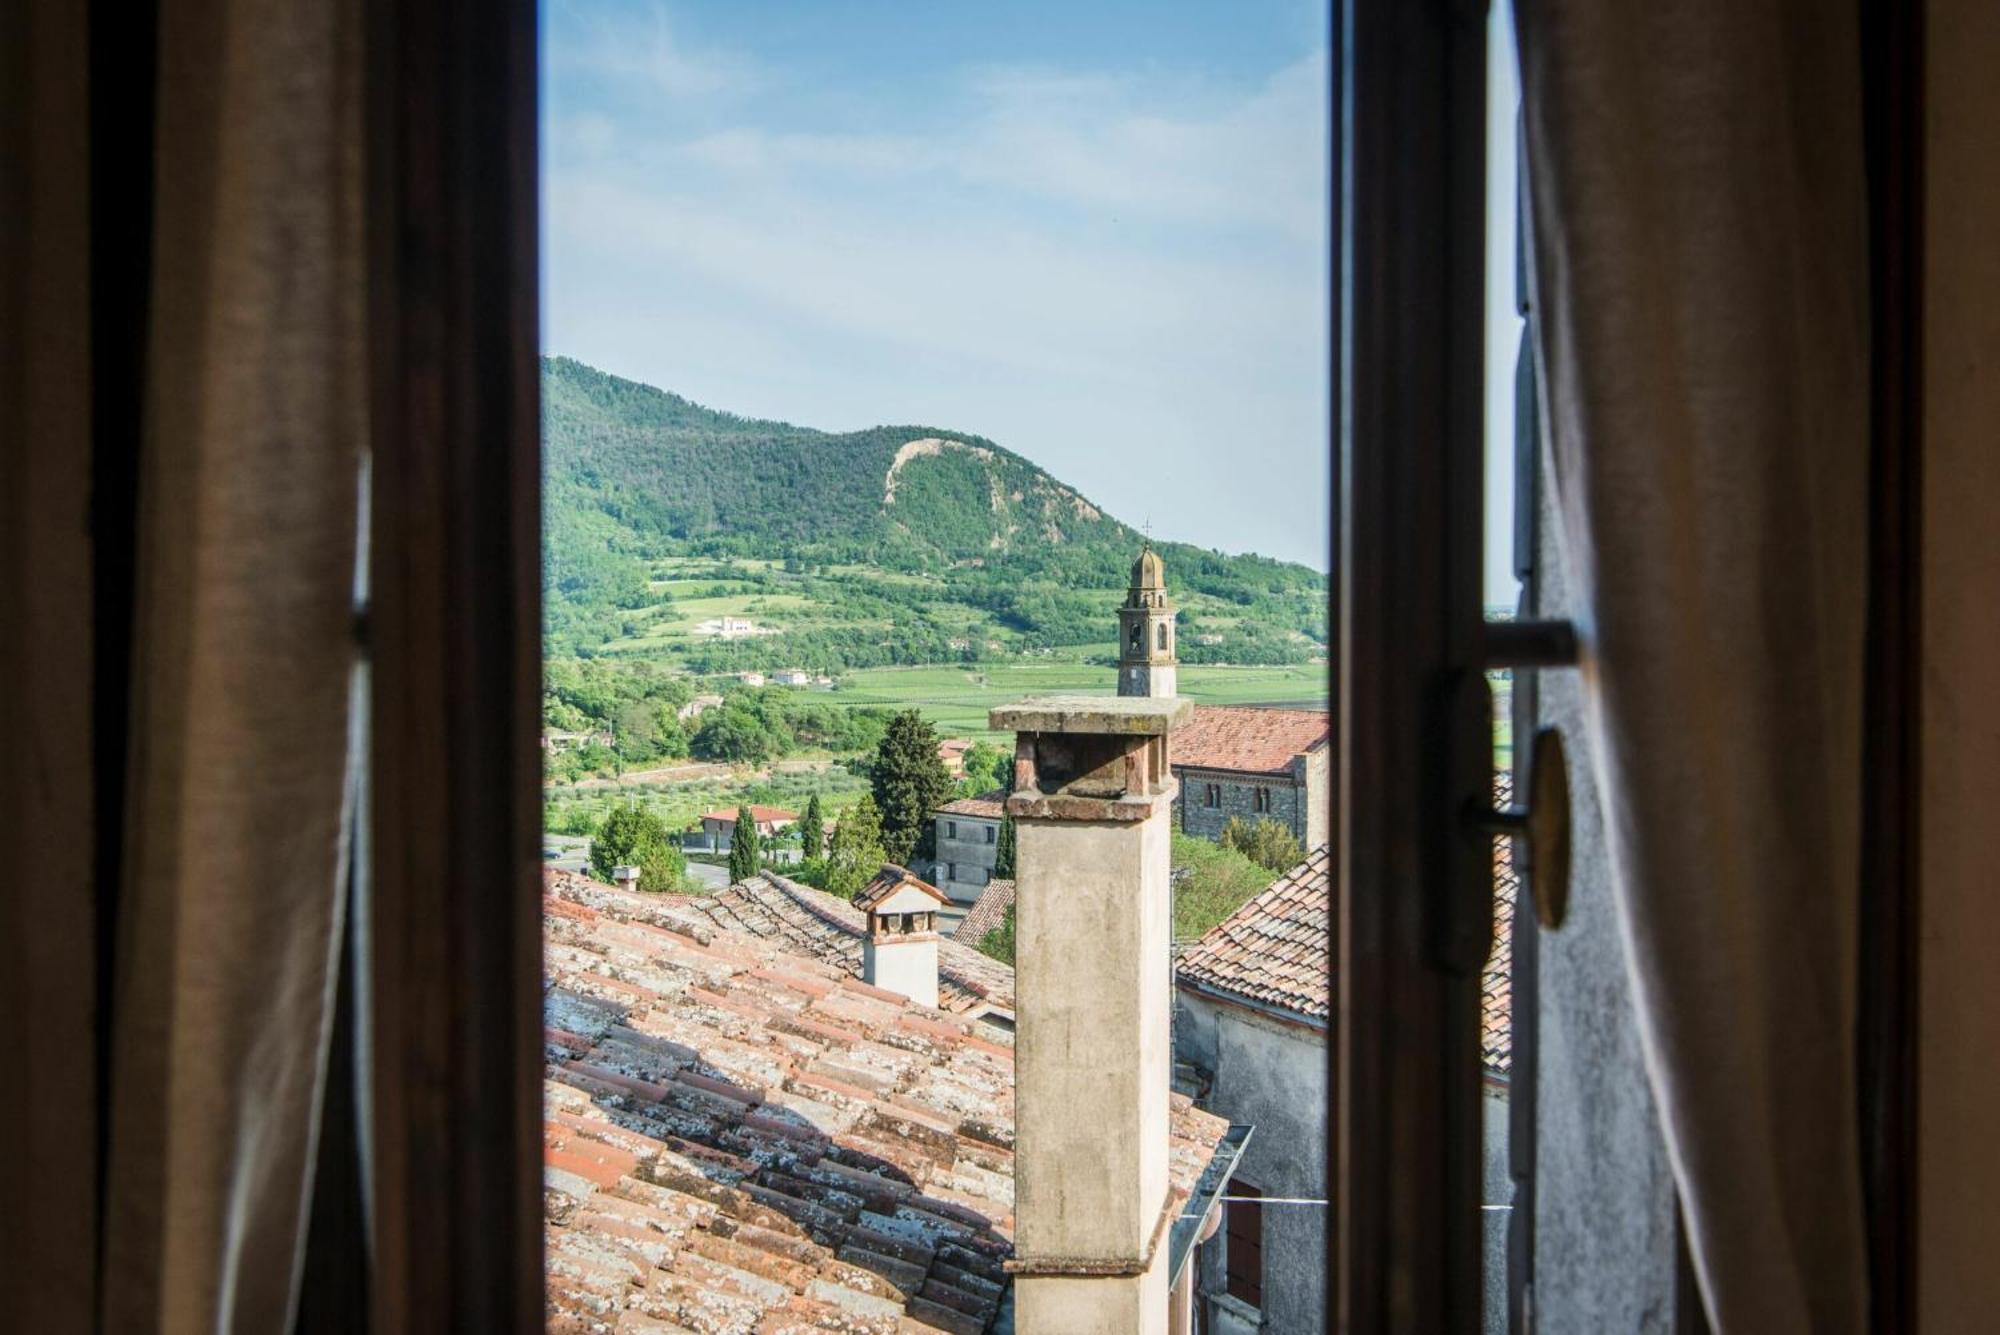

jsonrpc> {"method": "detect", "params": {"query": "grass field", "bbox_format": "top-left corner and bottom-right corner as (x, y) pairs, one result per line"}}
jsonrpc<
(835, 661), (1330, 741)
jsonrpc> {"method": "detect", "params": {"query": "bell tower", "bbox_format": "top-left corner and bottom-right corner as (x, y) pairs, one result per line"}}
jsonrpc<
(1118, 545), (1177, 698)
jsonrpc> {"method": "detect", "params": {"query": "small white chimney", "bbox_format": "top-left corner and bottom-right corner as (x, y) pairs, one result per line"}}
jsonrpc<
(855, 865), (944, 1008)
(611, 864), (640, 892)
(991, 693), (1189, 1334)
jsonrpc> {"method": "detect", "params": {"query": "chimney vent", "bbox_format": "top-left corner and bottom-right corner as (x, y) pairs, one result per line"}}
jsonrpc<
(854, 865), (945, 1008)
(611, 864), (640, 892)
(990, 693), (1190, 1331)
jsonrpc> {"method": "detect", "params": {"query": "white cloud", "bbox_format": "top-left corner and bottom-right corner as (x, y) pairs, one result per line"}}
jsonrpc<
(544, 0), (761, 103)
(540, 28), (1332, 567)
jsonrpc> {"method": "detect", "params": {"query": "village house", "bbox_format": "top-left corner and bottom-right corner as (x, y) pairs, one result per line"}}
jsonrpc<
(1171, 706), (1331, 850)
(936, 737), (974, 777)
(1173, 832), (1516, 1333)
(674, 692), (724, 723)
(772, 668), (812, 686)
(930, 790), (1006, 906)
(541, 727), (613, 752)
(696, 804), (797, 851)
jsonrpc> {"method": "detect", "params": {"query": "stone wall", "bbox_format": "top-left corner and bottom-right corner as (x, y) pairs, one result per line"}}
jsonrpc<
(933, 812), (1001, 905)
(1173, 765), (1308, 844)
(1175, 989), (1328, 1333)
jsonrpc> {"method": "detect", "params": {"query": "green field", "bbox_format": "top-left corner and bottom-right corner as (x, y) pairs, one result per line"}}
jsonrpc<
(834, 661), (1330, 742)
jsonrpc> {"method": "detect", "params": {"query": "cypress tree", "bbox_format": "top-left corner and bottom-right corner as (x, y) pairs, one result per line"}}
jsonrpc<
(800, 793), (824, 862)
(993, 813), (1017, 879)
(728, 807), (760, 882)
(870, 709), (953, 867)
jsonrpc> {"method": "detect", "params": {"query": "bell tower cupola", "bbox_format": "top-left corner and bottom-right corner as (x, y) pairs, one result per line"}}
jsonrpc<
(1118, 544), (1177, 698)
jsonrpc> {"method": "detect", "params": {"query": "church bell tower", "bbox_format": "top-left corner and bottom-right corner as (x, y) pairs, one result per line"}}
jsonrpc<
(1118, 545), (1178, 698)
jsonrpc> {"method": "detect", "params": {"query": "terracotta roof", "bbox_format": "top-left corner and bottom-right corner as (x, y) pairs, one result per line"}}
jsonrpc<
(542, 869), (1227, 1332)
(953, 880), (1016, 947)
(679, 872), (1017, 1020)
(1175, 846), (1331, 1024)
(1172, 779), (1515, 1082)
(937, 790), (1007, 819)
(1171, 706), (1330, 776)
(855, 865), (950, 914)
(1482, 774), (1517, 1080)
(701, 805), (799, 824)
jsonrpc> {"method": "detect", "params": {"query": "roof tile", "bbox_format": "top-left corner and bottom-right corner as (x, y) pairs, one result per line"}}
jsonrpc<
(1171, 705), (1330, 775)
(542, 867), (1226, 1331)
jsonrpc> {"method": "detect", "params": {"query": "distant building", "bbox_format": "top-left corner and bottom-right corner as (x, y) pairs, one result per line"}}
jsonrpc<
(1104, 548), (1330, 847)
(936, 737), (974, 777)
(931, 789), (1006, 905)
(1172, 706), (1332, 849)
(674, 692), (724, 723)
(1118, 544), (1178, 699)
(696, 804), (796, 851)
(736, 670), (766, 687)
(770, 669), (811, 686)
(540, 727), (612, 752)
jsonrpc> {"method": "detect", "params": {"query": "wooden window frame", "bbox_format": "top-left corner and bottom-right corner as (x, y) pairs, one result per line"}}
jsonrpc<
(357, 0), (544, 1330)
(1334, 1), (1925, 1330)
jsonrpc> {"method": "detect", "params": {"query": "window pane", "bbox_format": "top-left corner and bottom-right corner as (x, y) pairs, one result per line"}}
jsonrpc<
(542, 5), (1329, 1331)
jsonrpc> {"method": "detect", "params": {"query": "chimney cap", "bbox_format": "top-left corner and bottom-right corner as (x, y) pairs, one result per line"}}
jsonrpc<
(611, 864), (641, 887)
(988, 694), (1190, 736)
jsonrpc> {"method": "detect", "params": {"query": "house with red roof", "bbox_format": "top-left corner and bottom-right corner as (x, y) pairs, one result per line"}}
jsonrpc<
(697, 804), (799, 852)
(1173, 827), (1514, 1333)
(1171, 705), (1331, 849)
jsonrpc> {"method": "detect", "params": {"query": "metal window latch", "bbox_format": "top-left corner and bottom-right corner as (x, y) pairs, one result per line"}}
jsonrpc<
(1468, 726), (1572, 931)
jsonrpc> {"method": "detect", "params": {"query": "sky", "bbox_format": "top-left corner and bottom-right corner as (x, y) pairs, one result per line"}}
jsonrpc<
(540, 0), (1335, 571)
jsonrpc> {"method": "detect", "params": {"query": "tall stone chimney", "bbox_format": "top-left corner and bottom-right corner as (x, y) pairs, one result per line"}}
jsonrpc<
(854, 865), (944, 1008)
(1117, 545), (1177, 699)
(991, 693), (1190, 1333)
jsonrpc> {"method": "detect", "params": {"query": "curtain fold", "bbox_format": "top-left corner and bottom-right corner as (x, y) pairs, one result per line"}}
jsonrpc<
(97, 0), (365, 1329)
(1515, 3), (1871, 1330)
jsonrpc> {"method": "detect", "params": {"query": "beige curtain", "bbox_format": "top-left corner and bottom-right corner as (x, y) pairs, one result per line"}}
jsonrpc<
(0, 0), (367, 1328)
(1515, 3), (1871, 1331)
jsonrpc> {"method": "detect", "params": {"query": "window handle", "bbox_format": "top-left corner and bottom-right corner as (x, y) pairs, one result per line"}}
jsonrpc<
(1481, 618), (1578, 669)
(1466, 727), (1572, 930)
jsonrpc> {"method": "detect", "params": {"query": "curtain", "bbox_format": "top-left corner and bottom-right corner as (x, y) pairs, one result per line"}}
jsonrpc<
(1515, 3), (1871, 1331)
(1, 0), (364, 1329)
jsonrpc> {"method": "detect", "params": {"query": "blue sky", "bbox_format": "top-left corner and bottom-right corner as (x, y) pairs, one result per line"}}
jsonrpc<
(540, 0), (1335, 570)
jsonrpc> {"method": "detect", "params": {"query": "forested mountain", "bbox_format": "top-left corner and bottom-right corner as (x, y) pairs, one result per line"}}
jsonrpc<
(543, 356), (1327, 669)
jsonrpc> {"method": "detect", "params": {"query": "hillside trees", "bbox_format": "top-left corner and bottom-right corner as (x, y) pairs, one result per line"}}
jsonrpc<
(871, 710), (954, 866)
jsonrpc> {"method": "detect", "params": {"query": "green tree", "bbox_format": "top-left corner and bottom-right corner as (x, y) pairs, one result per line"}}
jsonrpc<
(1220, 816), (1305, 873)
(870, 709), (954, 866)
(824, 794), (887, 899)
(800, 793), (825, 861)
(976, 905), (1016, 966)
(958, 740), (1007, 795)
(993, 813), (1017, 879)
(728, 807), (761, 882)
(590, 803), (689, 894)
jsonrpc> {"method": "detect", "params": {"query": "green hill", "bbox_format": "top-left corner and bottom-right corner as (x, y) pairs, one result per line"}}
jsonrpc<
(542, 356), (1328, 671)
